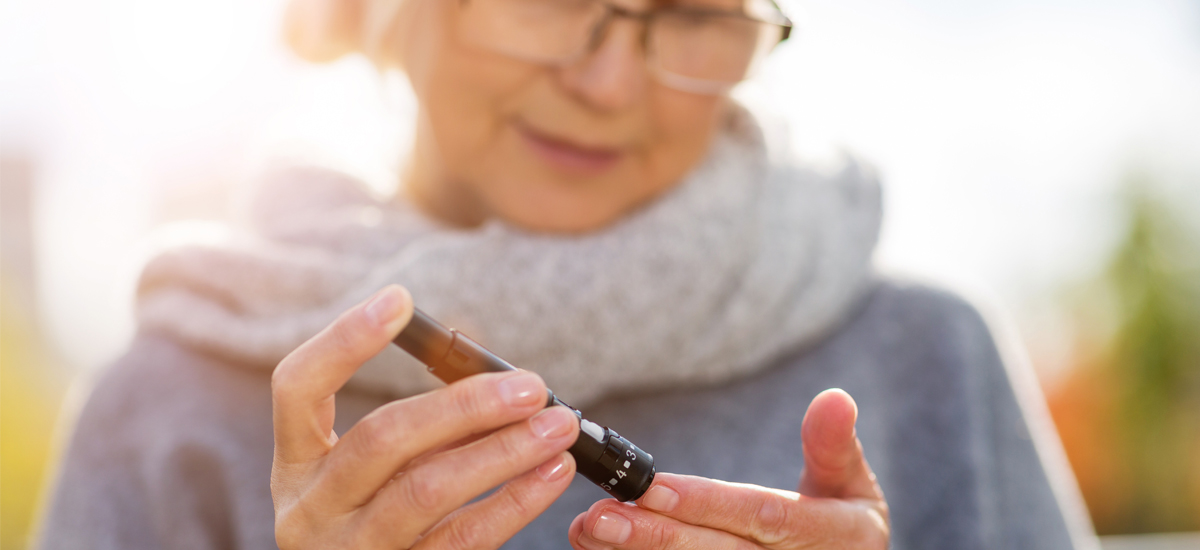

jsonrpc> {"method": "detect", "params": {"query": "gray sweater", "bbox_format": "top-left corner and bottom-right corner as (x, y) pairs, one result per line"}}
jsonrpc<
(38, 279), (1096, 549)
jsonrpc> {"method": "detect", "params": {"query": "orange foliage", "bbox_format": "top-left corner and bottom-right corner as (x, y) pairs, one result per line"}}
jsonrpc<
(1045, 355), (1130, 532)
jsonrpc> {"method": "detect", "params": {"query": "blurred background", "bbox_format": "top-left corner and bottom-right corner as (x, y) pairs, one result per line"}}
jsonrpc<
(1, 0), (1198, 548)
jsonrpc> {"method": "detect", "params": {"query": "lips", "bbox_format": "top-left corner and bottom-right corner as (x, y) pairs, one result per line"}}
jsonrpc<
(515, 122), (624, 175)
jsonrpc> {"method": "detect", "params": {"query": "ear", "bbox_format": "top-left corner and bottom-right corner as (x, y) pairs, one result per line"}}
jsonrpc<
(283, 0), (364, 63)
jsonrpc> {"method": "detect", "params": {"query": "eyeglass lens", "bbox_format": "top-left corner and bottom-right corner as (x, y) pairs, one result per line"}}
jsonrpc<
(457, 0), (786, 93)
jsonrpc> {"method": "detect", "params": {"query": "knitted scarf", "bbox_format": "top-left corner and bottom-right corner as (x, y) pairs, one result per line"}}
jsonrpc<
(136, 108), (882, 406)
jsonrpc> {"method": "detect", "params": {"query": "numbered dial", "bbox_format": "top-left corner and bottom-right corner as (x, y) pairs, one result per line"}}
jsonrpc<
(570, 419), (655, 502)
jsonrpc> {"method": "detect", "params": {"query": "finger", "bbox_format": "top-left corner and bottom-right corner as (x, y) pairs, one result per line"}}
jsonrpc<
(568, 513), (587, 550)
(272, 285), (413, 464)
(413, 452), (577, 550)
(406, 427), (498, 469)
(634, 473), (886, 547)
(573, 499), (750, 550)
(359, 406), (579, 546)
(314, 370), (556, 510)
(798, 388), (882, 501)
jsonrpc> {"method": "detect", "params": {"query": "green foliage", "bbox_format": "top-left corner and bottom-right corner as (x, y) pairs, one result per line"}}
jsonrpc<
(1099, 174), (1200, 533)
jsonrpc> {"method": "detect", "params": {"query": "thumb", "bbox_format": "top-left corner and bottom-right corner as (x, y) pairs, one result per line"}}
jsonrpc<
(798, 389), (883, 501)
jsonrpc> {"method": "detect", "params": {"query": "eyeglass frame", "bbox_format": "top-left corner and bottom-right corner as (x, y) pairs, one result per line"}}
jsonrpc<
(456, 0), (795, 94)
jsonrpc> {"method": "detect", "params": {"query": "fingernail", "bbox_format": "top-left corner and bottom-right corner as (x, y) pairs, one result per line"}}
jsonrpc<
(592, 511), (632, 545)
(499, 372), (544, 407)
(530, 407), (575, 439)
(536, 453), (569, 482)
(640, 485), (679, 512)
(365, 287), (403, 327)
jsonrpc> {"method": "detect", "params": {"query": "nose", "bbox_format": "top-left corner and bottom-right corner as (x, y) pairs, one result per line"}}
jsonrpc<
(556, 17), (649, 112)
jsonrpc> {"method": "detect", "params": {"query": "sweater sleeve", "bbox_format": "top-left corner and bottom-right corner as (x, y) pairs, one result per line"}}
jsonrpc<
(36, 370), (164, 550)
(860, 282), (1099, 550)
(955, 299), (1099, 550)
(35, 335), (274, 550)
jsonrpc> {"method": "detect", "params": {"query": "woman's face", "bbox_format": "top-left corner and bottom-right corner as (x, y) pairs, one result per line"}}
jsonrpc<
(399, 0), (734, 232)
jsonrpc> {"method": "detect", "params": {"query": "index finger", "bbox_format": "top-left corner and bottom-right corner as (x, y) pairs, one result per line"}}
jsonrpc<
(272, 284), (413, 464)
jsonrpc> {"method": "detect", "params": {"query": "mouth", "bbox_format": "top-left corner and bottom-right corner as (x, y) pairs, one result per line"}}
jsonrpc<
(515, 122), (624, 175)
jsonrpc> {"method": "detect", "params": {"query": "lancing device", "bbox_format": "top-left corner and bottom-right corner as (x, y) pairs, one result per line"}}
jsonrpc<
(393, 307), (655, 502)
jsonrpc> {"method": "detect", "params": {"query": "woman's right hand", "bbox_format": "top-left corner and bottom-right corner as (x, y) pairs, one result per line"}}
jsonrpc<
(270, 284), (580, 549)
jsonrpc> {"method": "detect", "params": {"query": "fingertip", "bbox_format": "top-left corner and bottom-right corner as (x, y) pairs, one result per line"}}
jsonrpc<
(535, 451), (576, 484)
(561, 448), (578, 473)
(569, 513), (611, 550)
(498, 370), (550, 409)
(638, 483), (680, 513)
(804, 388), (859, 441)
(817, 388), (859, 419)
(392, 283), (413, 310)
(364, 284), (413, 334)
(568, 512), (586, 539)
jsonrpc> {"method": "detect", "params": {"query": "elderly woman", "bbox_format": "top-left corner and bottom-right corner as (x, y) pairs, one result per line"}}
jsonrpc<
(39, 0), (1093, 549)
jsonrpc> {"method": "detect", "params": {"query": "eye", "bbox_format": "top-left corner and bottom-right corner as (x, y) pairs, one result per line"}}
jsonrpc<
(664, 9), (727, 29)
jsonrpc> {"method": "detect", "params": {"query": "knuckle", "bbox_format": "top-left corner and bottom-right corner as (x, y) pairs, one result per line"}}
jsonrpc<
(646, 518), (681, 548)
(495, 480), (536, 518)
(324, 319), (364, 357)
(353, 409), (404, 458)
(877, 500), (892, 525)
(271, 358), (298, 398)
(853, 527), (889, 550)
(449, 378), (494, 420)
(400, 469), (444, 511)
(871, 530), (891, 550)
(441, 518), (482, 550)
(855, 507), (891, 550)
(492, 428), (531, 466)
(441, 523), (477, 550)
(750, 496), (792, 545)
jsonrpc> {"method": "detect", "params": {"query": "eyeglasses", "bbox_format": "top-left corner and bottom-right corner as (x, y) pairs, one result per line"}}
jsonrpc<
(456, 0), (793, 94)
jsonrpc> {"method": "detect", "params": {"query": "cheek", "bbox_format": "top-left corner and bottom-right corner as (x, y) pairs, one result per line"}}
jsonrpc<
(645, 90), (727, 179)
(418, 37), (545, 174)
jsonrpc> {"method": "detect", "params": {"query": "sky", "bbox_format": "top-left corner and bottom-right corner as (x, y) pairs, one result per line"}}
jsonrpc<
(2, 0), (1199, 371)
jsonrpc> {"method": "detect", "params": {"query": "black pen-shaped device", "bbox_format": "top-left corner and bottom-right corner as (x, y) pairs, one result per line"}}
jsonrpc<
(393, 307), (655, 502)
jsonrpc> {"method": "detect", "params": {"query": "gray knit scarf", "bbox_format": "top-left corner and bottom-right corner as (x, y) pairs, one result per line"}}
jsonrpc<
(136, 108), (882, 406)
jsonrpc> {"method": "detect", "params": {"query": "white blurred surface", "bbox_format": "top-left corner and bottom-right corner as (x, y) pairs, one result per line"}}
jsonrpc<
(1101, 532), (1200, 550)
(2, 0), (1198, 370)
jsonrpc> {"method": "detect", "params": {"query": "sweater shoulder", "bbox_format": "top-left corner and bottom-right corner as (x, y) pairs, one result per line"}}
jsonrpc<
(867, 278), (993, 328)
(71, 331), (384, 461)
(854, 277), (1003, 361)
(39, 334), (278, 550)
(76, 332), (274, 445)
(805, 277), (1014, 441)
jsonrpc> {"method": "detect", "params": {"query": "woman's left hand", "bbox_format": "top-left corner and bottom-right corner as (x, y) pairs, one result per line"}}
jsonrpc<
(569, 389), (890, 550)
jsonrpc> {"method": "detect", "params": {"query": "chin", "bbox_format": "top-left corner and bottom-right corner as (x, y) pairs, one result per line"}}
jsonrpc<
(484, 185), (629, 234)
